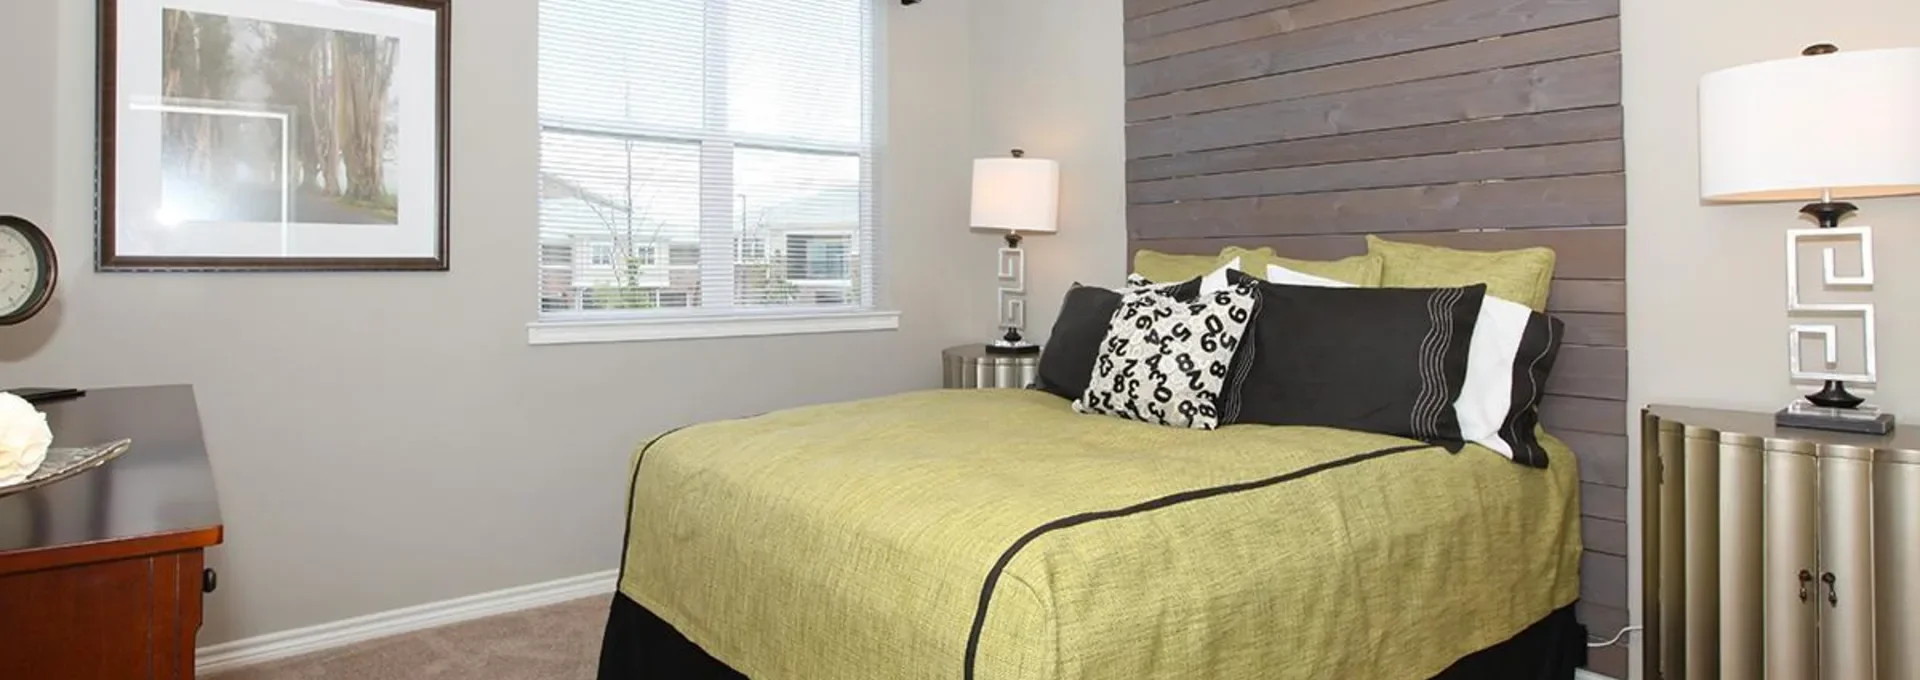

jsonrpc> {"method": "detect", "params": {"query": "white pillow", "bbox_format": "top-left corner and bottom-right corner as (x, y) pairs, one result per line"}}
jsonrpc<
(1142, 256), (1241, 293)
(1264, 263), (1353, 288)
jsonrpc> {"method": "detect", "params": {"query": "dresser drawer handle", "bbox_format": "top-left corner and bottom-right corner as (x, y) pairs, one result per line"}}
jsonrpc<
(203, 568), (218, 594)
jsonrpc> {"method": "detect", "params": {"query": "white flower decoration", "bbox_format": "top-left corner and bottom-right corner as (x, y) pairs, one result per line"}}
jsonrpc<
(0, 392), (53, 486)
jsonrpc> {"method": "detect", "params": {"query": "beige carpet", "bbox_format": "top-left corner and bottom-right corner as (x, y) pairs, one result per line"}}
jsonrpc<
(207, 596), (608, 680)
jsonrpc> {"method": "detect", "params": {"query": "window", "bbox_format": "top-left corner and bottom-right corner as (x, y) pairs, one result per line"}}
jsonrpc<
(785, 233), (852, 282)
(535, 0), (883, 342)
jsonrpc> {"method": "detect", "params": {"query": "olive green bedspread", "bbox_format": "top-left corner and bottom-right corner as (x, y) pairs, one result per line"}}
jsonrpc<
(618, 389), (1581, 680)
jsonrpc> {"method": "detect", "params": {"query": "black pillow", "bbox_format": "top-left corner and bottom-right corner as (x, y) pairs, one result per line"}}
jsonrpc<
(1231, 275), (1487, 450)
(1031, 276), (1212, 402)
(1032, 284), (1124, 400)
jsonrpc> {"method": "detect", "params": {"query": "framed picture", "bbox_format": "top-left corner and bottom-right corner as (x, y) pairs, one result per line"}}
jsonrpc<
(98, 0), (450, 271)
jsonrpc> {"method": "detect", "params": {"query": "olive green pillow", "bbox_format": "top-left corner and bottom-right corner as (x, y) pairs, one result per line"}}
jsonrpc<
(1132, 247), (1275, 283)
(1365, 235), (1556, 311)
(1271, 253), (1384, 287)
(1133, 248), (1384, 286)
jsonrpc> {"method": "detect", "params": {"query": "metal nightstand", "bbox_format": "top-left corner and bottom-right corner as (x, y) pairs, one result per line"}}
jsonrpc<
(942, 344), (1040, 389)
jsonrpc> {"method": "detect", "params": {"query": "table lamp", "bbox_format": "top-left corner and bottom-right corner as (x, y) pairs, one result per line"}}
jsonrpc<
(1699, 44), (1920, 434)
(970, 149), (1059, 355)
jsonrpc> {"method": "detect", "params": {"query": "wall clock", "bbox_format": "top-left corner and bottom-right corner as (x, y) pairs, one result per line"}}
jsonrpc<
(0, 216), (57, 326)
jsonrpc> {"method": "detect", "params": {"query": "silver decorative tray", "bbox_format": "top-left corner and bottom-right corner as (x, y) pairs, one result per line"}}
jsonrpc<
(0, 438), (133, 499)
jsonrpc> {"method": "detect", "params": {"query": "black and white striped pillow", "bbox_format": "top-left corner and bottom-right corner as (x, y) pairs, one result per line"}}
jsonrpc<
(1262, 262), (1567, 466)
(1228, 275), (1487, 450)
(1453, 295), (1567, 468)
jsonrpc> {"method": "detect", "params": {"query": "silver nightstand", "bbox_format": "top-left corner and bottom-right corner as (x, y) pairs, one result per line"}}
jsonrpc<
(942, 344), (1040, 389)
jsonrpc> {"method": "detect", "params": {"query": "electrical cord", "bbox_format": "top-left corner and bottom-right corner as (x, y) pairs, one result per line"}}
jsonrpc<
(1588, 624), (1642, 648)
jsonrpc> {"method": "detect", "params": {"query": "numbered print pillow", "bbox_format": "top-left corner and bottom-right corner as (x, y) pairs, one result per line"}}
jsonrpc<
(1073, 279), (1259, 430)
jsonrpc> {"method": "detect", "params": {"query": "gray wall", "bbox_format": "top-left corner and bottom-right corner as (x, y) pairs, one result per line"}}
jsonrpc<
(969, 0), (1130, 343)
(0, 0), (984, 645)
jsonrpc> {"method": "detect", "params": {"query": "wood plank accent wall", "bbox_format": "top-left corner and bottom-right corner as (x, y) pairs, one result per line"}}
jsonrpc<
(1122, 1), (1628, 676)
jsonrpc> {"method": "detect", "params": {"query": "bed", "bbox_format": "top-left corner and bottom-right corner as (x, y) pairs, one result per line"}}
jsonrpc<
(596, 388), (1587, 679)
(593, 0), (1628, 669)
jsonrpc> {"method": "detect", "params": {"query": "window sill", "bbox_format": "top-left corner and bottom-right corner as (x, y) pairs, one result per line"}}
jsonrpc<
(527, 309), (901, 346)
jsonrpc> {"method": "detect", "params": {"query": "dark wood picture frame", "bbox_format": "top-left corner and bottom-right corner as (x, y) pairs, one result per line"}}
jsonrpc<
(96, 0), (451, 272)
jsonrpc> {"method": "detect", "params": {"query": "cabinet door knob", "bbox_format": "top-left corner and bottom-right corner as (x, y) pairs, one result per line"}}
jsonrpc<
(1820, 571), (1837, 607)
(1798, 570), (1814, 602)
(203, 568), (218, 594)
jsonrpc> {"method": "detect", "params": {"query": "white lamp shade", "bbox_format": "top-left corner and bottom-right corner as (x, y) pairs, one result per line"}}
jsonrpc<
(970, 156), (1060, 233)
(1700, 47), (1920, 203)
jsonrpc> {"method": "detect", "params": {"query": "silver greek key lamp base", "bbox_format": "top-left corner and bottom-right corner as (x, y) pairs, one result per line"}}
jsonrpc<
(1776, 200), (1894, 435)
(986, 230), (1039, 355)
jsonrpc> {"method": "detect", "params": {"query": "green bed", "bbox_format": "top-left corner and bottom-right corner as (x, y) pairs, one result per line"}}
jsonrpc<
(614, 388), (1582, 679)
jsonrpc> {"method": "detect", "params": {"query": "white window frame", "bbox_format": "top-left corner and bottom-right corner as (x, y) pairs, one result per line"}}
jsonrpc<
(528, 0), (896, 346)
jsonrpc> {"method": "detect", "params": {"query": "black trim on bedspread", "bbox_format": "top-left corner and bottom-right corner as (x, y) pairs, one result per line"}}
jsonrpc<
(963, 443), (1434, 680)
(615, 425), (697, 579)
(596, 593), (1587, 680)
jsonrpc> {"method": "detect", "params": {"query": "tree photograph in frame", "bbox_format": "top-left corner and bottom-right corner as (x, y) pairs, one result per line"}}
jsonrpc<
(99, 0), (449, 271)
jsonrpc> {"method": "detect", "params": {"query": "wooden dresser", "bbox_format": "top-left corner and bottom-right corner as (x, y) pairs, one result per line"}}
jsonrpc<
(0, 385), (224, 679)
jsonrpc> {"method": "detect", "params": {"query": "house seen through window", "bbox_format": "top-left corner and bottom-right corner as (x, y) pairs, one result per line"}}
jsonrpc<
(536, 0), (874, 317)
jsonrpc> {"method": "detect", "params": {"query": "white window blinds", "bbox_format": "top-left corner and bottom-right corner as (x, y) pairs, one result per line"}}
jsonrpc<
(537, 0), (874, 317)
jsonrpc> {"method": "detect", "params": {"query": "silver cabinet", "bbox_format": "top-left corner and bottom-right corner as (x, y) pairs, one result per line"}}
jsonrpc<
(1719, 433), (1762, 680)
(1644, 405), (1920, 680)
(1817, 450), (1876, 680)
(1875, 458), (1920, 679)
(1763, 440), (1817, 680)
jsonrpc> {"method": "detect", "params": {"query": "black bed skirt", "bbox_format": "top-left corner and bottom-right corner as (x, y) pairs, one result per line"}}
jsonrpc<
(596, 593), (1588, 680)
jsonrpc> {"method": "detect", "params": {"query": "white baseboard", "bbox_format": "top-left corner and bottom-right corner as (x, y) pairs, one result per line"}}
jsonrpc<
(1576, 669), (1618, 680)
(196, 569), (618, 674)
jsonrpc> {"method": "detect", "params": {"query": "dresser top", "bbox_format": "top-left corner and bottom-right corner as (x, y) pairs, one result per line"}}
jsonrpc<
(0, 385), (223, 571)
(1647, 404), (1920, 457)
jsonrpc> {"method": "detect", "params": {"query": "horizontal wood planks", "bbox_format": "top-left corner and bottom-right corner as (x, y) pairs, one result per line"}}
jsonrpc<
(1128, 18), (1620, 122)
(1582, 482), (1627, 522)
(1130, 107), (1624, 182)
(1129, 55), (1622, 158)
(1125, 0), (1323, 45)
(1127, 0), (1620, 98)
(1540, 395), (1628, 436)
(1580, 600), (1632, 671)
(1125, 1), (1626, 674)
(1128, 0), (1441, 64)
(1131, 174), (1627, 239)
(1130, 141), (1624, 204)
